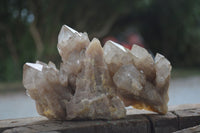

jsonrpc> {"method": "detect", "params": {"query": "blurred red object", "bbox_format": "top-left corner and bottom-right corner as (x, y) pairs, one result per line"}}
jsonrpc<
(102, 32), (144, 50)
(127, 33), (144, 48)
(102, 37), (118, 44)
(122, 44), (132, 49)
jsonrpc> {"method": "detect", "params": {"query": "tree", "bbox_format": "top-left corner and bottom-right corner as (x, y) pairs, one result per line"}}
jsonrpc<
(0, 0), (200, 81)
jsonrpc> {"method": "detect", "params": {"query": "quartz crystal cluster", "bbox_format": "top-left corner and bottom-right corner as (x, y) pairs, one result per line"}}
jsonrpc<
(23, 25), (172, 120)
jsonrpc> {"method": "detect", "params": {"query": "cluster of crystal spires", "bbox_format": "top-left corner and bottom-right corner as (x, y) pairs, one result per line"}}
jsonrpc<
(23, 25), (172, 120)
(103, 40), (171, 114)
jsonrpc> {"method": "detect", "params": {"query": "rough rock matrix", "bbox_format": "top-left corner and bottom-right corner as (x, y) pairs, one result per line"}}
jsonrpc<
(23, 25), (172, 120)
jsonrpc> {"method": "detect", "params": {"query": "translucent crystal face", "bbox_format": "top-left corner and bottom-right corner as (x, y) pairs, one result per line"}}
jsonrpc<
(57, 25), (90, 62)
(108, 40), (127, 52)
(26, 63), (43, 71)
(130, 45), (156, 81)
(103, 40), (134, 76)
(23, 25), (172, 120)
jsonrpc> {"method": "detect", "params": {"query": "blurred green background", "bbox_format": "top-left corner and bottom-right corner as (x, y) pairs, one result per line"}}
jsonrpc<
(1, 0), (200, 82)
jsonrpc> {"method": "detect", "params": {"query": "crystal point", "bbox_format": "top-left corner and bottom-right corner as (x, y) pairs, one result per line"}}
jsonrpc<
(103, 40), (133, 76)
(57, 25), (90, 62)
(131, 45), (156, 81)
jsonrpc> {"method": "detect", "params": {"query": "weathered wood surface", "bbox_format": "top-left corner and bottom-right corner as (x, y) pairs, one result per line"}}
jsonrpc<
(173, 108), (200, 129)
(1, 115), (150, 133)
(173, 125), (200, 133)
(147, 112), (178, 133)
(1, 104), (200, 133)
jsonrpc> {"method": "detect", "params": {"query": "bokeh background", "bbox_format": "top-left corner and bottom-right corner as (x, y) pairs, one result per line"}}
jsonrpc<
(0, 0), (200, 119)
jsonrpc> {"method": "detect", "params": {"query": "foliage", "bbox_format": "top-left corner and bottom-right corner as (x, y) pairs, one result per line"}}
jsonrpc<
(0, 0), (200, 81)
(140, 0), (200, 66)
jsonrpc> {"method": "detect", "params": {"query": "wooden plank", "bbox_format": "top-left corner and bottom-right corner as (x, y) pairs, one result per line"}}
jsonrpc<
(1, 104), (200, 133)
(173, 125), (200, 133)
(173, 108), (200, 129)
(0, 117), (47, 132)
(169, 104), (200, 111)
(2, 115), (150, 133)
(147, 112), (178, 133)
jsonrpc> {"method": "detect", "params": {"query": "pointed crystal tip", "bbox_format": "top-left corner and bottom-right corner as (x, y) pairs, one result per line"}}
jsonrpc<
(58, 25), (80, 44)
(26, 63), (43, 71)
(106, 40), (127, 52)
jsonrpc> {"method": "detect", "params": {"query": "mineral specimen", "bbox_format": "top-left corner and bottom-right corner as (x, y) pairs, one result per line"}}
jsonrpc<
(23, 25), (172, 120)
